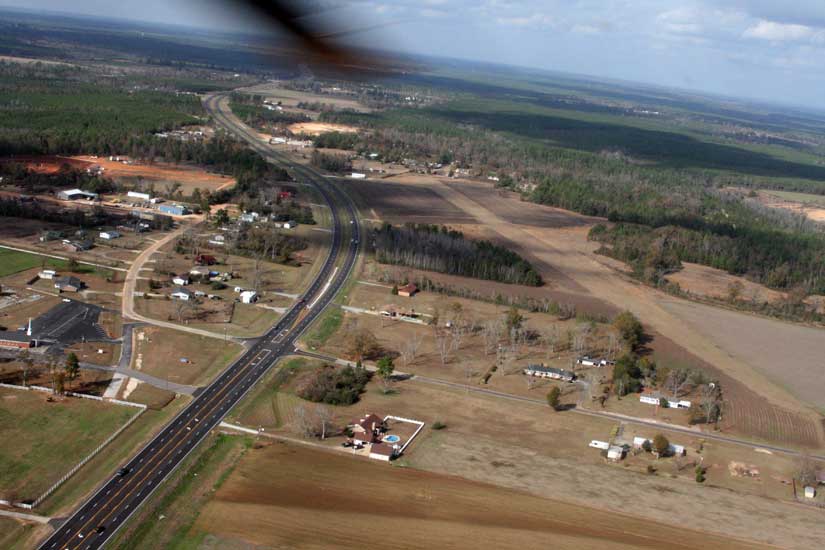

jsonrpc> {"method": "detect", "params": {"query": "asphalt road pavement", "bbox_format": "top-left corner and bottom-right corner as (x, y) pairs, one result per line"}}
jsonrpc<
(38, 93), (361, 550)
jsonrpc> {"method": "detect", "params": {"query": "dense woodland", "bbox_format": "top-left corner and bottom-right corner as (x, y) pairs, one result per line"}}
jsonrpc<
(373, 223), (542, 286)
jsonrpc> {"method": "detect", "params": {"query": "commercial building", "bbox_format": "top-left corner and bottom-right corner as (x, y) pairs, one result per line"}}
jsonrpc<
(57, 188), (98, 201)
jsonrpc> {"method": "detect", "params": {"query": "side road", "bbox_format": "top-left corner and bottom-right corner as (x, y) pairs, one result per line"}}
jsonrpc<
(120, 227), (239, 342)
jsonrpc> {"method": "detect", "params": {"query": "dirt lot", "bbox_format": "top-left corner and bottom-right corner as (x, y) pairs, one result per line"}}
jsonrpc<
(287, 121), (359, 135)
(130, 326), (243, 386)
(757, 189), (825, 223)
(189, 440), (767, 550)
(667, 262), (785, 303)
(74, 155), (235, 194)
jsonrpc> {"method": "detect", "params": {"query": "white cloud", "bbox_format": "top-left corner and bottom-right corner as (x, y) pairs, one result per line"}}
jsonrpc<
(743, 19), (818, 41)
(496, 12), (553, 27)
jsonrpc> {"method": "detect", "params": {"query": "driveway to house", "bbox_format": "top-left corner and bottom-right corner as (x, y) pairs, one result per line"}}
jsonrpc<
(120, 227), (234, 341)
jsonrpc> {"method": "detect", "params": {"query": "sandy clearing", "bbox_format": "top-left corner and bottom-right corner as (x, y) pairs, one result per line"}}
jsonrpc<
(287, 121), (359, 135)
(385, 175), (823, 442)
(73, 156), (235, 193)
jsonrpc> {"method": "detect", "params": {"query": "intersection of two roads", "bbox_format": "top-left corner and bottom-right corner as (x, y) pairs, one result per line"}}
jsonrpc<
(40, 93), (361, 550)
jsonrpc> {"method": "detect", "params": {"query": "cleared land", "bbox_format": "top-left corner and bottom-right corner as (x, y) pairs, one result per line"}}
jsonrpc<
(758, 189), (825, 223)
(360, 173), (825, 447)
(76, 155), (236, 194)
(287, 121), (359, 135)
(186, 440), (768, 550)
(0, 388), (137, 502)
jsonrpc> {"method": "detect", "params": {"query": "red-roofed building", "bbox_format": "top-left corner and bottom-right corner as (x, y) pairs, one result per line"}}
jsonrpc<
(368, 442), (396, 462)
(195, 254), (217, 266)
(397, 284), (418, 298)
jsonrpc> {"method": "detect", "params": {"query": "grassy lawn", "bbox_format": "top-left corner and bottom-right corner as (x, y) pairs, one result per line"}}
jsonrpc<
(303, 307), (342, 349)
(108, 433), (251, 550)
(0, 246), (115, 279)
(0, 247), (66, 278)
(0, 388), (138, 502)
(227, 357), (320, 429)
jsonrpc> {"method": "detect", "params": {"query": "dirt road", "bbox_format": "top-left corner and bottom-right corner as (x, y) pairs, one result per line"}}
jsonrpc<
(120, 227), (232, 341)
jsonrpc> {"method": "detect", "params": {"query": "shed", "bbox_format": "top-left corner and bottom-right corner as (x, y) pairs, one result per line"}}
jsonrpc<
(172, 274), (191, 286)
(607, 445), (625, 461)
(38, 269), (57, 280)
(99, 231), (121, 240)
(804, 486), (816, 499)
(589, 440), (610, 450)
(240, 290), (258, 304)
(58, 188), (98, 201)
(397, 283), (418, 297)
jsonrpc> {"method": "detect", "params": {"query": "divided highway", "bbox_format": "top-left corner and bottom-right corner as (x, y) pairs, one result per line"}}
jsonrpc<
(39, 94), (361, 550)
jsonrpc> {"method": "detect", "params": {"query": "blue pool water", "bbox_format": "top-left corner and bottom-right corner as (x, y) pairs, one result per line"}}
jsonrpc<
(383, 435), (401, 444)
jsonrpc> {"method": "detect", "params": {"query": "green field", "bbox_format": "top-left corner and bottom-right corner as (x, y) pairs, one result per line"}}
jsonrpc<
(0, 247), (113, 279)
(0, 248), (65, 278)
(0, 388), (138, 502)
(304, 307), (343, 349)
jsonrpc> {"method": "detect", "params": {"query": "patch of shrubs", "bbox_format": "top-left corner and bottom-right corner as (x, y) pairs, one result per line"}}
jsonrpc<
(296, 364), (371, 405)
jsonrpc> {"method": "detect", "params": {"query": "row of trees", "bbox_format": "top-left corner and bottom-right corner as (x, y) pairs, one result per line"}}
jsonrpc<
(373, 223), (543, 286)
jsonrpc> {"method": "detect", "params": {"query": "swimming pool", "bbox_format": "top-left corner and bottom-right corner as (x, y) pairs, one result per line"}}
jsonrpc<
(383, 434), (401, 444)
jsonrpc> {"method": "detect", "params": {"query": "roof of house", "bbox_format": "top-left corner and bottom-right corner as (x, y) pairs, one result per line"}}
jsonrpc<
(398, 283), (418, 292)
(172, 287), (193, 296)
(369, 442), (395, 456)
(351, 432), (375, 443)
(525, 364), (574, 378)
(55, 275), (82, 287)
(352, 413), (384, 433)
(0, 330), (32, 343)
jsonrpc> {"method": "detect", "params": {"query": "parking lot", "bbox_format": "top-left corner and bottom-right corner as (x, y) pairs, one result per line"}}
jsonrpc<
(30, 299), (110, 344)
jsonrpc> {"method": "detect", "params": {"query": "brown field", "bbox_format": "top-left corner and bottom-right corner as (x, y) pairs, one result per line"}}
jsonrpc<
(73, 156), (235, 194)
(238, 84), (371, 113)
(190, 440), (768, 550)
(344, 178), (477, 224)
(287, 121), (359, 135)
(357, 173), (825, 447)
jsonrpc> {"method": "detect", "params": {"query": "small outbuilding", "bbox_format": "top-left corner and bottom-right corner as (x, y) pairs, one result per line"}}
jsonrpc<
(804, 486), (816, 499)
(240, 290), (258, 304)
(397, 283), (418, 298)
(172, 274), (191, 286)
(99, 230), (121, 240)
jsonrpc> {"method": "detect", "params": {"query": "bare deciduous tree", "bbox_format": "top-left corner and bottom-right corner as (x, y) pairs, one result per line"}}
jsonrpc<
(434, 329), (452, 366)
(401, 332), (423, 366)
(316, 405), (334, 440)
(700, 383), (722, 424)
(482, 319), (503, 355)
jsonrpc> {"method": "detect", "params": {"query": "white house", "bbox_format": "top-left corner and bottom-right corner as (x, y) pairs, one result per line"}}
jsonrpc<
(208, 234), (225, 246)
(239, 212), (260, 223)
(804, 486), (816, 499)
(640, 392), (691, 409)
(350, 172), (366, 179)
(38, 269), (57, 280)
(171, 287), (193, 301)
(269, 136), (287, 144)
(607, 445), (625, 461)
(172, 274), (191, 286)
(589, 440), (610, 450)
(524, 364), (575, 382)
(99, 231), (121, 240)
(240, 290), (258, 304)
(127, 191), (152, 201)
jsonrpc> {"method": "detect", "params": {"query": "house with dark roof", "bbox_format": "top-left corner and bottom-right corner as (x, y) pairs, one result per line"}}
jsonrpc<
(54, 276), (84, 293)
(0, 330), (33, 349)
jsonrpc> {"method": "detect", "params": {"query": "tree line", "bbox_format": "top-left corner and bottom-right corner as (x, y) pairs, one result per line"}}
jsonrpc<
(373, 223), (542, 286)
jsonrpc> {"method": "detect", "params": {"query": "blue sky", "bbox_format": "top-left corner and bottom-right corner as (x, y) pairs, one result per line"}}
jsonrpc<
(7, 0), (825, 109)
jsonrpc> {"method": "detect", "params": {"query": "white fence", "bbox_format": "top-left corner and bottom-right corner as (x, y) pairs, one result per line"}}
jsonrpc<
(0, 383), (147, 509)
(384, 415), (425, 455)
